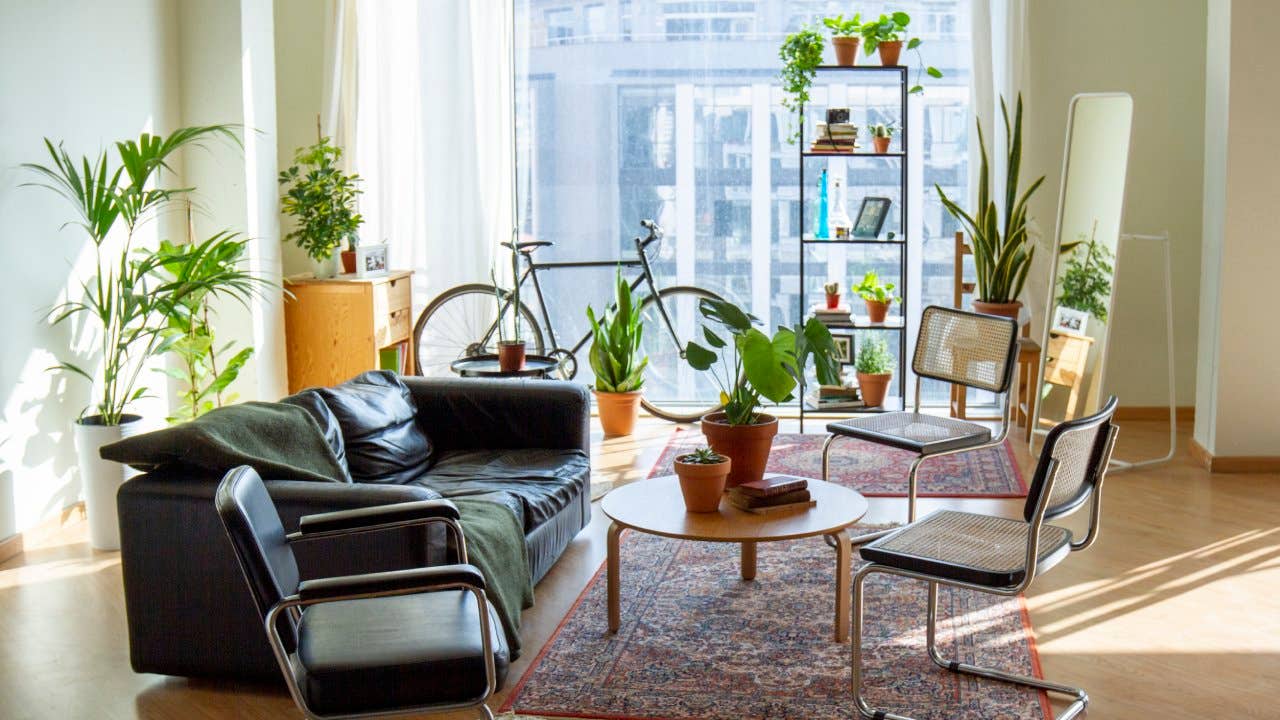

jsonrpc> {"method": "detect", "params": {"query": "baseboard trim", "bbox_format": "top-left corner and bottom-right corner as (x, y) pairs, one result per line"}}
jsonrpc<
(1189, 437), (1280, 473)
(1114, 405), (1195, 422)
(0, 532), (22, 565)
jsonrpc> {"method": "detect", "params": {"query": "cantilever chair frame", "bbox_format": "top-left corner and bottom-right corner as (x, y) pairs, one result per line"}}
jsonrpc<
(850, 401), (1120, 720)
(823, 306), (1021, 546)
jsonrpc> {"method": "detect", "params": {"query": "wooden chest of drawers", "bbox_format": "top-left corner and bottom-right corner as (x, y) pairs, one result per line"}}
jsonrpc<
(283, 270), (415, 393)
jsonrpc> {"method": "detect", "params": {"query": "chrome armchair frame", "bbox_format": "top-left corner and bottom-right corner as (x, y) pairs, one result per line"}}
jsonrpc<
(851, 410), (1119, 720)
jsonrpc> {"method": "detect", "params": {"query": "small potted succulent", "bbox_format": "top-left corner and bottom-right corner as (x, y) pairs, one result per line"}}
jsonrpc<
(855, 336), (895, 408)
(860, 12), (942, 93)
(674, 446), (731, 513)
(823, 14), (862, 66)
(779, 26), (826, 144)
(823, 281), (842, 309)
(586, 270), (648, 437)
(870, 123), (896, 153)
(853, 270), (899, 323)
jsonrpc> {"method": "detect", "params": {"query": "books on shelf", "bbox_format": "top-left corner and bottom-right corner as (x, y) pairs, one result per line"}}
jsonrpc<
(816, 384), (859, 400)
(805, 392), (867, 411)
(811, 122), (859, 153)
(810, 304), (852, 325)
(378, 341), (410, 374)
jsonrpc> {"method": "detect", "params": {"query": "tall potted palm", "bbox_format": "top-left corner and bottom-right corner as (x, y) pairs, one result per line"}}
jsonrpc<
(685, 299), (842, 487)
(936, 94), (1044, 321)
(586, 270), (648, 437)
(24, 125), (239, 549)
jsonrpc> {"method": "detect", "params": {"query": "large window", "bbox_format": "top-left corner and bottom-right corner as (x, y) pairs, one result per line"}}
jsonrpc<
(515, 0), (972, 406)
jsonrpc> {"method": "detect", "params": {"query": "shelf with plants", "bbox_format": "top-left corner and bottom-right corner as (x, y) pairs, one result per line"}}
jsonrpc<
(801, 150), (905, 158)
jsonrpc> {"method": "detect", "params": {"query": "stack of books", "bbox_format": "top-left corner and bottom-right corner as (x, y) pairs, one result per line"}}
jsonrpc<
(811, 122), (858, 153)
(727, 475), (815, 514)
(810, 303), (852, 325)
(805, 384), (865, 411)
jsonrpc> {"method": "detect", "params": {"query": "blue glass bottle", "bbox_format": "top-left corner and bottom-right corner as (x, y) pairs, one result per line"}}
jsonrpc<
(816, 168), (829, 239)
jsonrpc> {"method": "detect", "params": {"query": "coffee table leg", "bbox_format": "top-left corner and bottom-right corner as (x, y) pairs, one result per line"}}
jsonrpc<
(833, 529), (853, 642)
(740, 541), (757, 581)
(607, 522), (622, 633)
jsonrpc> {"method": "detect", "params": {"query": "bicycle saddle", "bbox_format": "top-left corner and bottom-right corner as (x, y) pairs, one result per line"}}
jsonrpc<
(501, 240), (553, 254)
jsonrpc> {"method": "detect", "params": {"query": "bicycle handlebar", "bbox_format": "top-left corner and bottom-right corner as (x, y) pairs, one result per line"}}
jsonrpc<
(637, 219), (663, 249)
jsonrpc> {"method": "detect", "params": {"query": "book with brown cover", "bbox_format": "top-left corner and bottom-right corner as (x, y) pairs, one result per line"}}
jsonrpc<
(727, 487), (811, 508)
(735, 474), (810, 498)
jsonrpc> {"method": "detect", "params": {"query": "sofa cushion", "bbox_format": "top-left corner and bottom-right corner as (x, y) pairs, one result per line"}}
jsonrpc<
(418, 449), (589, 532)
(280, 390), (353, 483)
(316, 371), (433, 484)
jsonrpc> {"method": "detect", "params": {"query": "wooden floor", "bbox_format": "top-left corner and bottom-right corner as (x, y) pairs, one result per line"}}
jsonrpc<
(2, 417), (1277, 719)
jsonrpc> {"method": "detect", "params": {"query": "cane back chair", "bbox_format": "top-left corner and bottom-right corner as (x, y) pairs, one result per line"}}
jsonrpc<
(824, 305), (1020, 545)
(851, 396), (1120, 720)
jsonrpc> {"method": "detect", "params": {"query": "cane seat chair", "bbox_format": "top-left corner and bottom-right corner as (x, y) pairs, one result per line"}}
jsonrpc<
(823, 305), (1020, 544)
(215, 466), (507, 720)
(851, 396), (1120, 720)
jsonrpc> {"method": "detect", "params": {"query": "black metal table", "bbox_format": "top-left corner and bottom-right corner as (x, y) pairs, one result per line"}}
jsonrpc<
(449, 354), (559, 379)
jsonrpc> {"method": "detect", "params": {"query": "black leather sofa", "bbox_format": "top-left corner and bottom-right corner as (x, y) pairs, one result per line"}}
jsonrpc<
(116, 372), (591, 680)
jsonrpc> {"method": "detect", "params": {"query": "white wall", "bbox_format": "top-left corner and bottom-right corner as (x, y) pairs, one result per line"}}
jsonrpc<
(0, 0), (183, 540)
(1025, 0), (1207, 408)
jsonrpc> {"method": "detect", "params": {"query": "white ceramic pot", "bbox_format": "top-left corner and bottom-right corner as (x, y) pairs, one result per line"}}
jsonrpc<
(74, 414), (144, 550)
(312, 255), (339, 279)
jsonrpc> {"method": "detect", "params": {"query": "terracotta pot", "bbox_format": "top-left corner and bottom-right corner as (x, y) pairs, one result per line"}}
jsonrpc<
(825, 293), (840, 309)
(831, 36), (860, 66)
(497, 341), (526, 372)
(972, 299), (1022, 323)
(865, 299), (891, 323)
(675, 455), (731, 513)
(340, 250), (356, 274)
(877, 40), (903, 66)
(872, 136), (892, 154)
(857, 372), (893, 408)
(594, 389), (642, 437)
(700, 412), (778, 488)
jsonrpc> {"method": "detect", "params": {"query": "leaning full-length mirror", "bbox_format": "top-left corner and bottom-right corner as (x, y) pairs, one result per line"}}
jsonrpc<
(1032, 93), (1133, 445)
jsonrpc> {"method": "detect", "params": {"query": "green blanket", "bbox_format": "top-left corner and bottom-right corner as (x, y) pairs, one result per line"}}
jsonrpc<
(453, 498), (534, 656)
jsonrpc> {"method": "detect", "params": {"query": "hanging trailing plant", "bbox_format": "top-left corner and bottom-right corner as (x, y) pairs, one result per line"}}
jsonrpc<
(779, 26), (826, 144)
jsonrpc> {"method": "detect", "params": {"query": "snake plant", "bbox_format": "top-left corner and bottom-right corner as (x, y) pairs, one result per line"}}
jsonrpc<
(586, 270), (648, 393)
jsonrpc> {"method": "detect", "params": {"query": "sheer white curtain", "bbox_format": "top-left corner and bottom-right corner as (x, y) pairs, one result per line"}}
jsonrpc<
(353, 0), (514, 309)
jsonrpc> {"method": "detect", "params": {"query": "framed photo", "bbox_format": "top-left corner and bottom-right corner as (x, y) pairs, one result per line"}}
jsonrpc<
(831, 333), (855, 364)
(852, 197), (892, 239)
(355, 243), (389, 278)
(1052, 306), (1089, 335)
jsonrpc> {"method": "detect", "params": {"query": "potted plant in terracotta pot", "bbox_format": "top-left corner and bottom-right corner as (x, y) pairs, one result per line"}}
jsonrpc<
(870, 123), (896, 153)
(823, 14), (861, 66)
(860, 13), (942, 94)
(586, 270), (648, 437)
(823, 281), (841, 309)
(855, 336), (895, 408)
(937, 94), (1044, 322)
(778, 26), (826, 144)
(674, 446), (731, 513)
(279, 134), (363, 279)
(853, 270), (899, 323)
(490, 267), (526, 372)
(685, 298), (842, 487)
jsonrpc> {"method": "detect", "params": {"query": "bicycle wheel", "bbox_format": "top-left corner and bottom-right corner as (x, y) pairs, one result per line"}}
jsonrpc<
(637, 286), (727, 423)
(413, 283), (545, 376)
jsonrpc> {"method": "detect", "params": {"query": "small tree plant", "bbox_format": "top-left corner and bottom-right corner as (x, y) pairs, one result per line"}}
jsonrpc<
(279, 134), (363, 262)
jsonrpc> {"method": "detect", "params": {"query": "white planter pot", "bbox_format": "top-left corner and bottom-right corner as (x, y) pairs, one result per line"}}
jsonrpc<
(312, 255), (339, 279)
(74, 414), (144, 550)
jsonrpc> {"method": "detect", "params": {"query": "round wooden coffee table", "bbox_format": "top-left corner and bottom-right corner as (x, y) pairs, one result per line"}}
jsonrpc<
(600, 475), (868, 642)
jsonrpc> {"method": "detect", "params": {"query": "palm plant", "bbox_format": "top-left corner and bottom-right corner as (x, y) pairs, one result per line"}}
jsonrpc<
(586, 270), (648, 393)
(936, 94), (1044, 305)
(24, 125), (239, 425)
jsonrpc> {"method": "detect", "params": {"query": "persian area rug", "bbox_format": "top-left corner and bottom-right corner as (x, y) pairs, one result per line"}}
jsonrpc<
(647, 430), (1026, 498)
(503, 531), (1050, 720)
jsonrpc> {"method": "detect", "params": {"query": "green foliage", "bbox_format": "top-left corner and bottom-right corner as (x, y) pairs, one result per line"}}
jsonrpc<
(823, 281), (840, 296)
(685, 298), (842, 425)
(778, 27), (826, 144)
(1056, 226), (1114, 323)
(854, 336), (895, 375)
(150, 231), (276, 423)
(853, 271), (899, 304)
(279, 137), (363, 262)
(586, 270), (648, 393)
(23, 125), (242, 425)
(936, 94), (1045, 304)
(823, 13), (861, 35)
(859, 12), (942, 94)
(678, 446), (727, 465)
(871, 123), (897, 138)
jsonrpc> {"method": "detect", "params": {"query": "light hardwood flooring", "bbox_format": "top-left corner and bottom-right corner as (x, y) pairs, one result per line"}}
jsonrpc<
(1, 418), (1277, 719)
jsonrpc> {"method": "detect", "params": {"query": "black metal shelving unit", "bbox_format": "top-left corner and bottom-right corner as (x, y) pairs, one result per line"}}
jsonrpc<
(798, 65), (909, 432)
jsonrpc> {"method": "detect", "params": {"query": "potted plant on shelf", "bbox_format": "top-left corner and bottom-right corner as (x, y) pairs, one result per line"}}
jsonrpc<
(586, 270), (649, 437)
(278, 134), (363, 278)
(779, 26), (826, 144)
(870, 123), (896, 153)
(853, 271), (899, 323)
(860, 12), (943, 93)
(1055, 222), (1114, 335)
(685, 298), (841, 487)
(490, 267), (526, 372)
(674, 446), (731, 513)
(936, 94), (1044, 322)
(823, 14), (861, 66)
(855, 336), (895, 408)
(24, 124), (239, 549)
(823, 281), (842, 309)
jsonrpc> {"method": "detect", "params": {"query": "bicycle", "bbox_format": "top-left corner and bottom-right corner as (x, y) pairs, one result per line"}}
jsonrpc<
(412, 220), (727, 423)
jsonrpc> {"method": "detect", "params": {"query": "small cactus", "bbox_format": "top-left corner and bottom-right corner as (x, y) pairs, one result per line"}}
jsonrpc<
(824, 281), (840, 296)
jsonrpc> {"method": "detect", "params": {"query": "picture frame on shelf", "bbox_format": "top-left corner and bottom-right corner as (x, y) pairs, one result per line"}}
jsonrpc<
(831, 333), (855, 364)
(1052, 306), (1089, 335)
(355, 243), (389, 278)
(853, 196), (892, 238)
